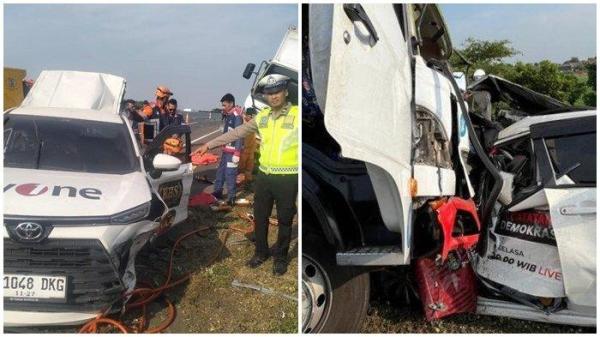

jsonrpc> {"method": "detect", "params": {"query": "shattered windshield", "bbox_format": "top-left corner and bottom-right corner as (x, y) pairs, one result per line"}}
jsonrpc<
(4, 114), (139, 174)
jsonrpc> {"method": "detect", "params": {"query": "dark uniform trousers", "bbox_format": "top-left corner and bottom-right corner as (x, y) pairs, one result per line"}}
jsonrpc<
(254, 172), (298, 260)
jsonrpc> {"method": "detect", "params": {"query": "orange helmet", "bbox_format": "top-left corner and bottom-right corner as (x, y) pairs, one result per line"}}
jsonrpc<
(156, 86), (173, 98)
(163, 137), (183, 155)
(143, 105), (153, 117)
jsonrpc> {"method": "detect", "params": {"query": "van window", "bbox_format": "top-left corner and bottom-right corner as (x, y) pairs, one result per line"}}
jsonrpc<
(4, 114), (139, 174)
(545, 132), (596, 184)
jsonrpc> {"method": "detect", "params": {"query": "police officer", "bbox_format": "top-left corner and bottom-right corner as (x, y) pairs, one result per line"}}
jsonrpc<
(192, 75), (298, 275)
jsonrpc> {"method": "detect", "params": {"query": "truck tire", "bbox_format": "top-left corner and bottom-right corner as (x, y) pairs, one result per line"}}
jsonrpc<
(302, 233), (370, 333)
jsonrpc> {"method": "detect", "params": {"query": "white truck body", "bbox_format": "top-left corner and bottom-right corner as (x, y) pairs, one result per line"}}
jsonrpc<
(243, 26), (299, 111)
(306, 3), (596, 328)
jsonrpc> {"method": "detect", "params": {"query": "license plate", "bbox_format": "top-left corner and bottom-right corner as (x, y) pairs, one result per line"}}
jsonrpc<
(3, 274), (67, 300)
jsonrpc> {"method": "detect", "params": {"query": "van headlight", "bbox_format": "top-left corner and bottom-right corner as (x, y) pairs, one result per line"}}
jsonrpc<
(110, 202), (151, 225)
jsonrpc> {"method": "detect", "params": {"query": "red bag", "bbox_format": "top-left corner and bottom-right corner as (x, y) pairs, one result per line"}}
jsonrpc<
(189, 192), (217, 207)
(414, 250), (478, 321)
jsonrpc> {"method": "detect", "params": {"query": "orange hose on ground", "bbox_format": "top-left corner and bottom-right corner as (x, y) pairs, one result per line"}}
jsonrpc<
(78, 223), (237, 333)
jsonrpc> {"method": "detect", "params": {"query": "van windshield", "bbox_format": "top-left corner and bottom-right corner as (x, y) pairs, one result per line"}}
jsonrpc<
(4, 114), (139, 174)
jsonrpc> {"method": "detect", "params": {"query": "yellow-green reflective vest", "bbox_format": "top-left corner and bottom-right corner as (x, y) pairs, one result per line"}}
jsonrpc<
(256, 105), (298, 175)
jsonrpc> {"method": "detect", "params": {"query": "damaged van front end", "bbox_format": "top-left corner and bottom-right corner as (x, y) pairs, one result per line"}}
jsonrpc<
(3, 70), (190, 328)
(467, 76), (597, 326)
(3, 185), (160, 326)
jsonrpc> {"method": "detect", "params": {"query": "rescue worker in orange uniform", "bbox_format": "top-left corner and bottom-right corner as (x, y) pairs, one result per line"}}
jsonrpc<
(141, 86), (173, 144)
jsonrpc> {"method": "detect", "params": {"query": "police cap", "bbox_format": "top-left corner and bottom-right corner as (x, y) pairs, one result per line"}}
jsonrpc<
(258, 74), (290, 94)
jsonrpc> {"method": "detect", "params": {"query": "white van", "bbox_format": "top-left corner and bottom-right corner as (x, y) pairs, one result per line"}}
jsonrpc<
(3, 70), (194, 327)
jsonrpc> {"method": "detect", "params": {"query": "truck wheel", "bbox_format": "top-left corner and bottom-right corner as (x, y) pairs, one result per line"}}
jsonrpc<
(302, 235), (370, 333)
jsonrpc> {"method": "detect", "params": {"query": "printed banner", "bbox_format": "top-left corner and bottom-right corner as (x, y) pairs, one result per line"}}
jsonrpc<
(475, 210), (565, 297)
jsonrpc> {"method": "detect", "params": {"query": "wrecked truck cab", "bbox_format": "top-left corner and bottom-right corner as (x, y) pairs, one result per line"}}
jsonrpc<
(303, 4), (489, 332)
(3, 71), (193, 327)
(303, 3), (596, 332)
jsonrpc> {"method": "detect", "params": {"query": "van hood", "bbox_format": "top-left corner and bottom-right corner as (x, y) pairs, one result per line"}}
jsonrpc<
(4, 167), (151, 218)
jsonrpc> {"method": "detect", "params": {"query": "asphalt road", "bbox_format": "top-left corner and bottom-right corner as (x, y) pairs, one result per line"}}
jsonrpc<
(186, 116), (226, 196)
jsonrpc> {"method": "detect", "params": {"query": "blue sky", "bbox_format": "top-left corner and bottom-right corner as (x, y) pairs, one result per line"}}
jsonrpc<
(441, 4), (596, 63)
(4, 4), (297, 109)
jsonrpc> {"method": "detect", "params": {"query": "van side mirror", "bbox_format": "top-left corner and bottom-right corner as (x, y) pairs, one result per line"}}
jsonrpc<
(153, 153), (181, 171)
(243, 63), (256, 79)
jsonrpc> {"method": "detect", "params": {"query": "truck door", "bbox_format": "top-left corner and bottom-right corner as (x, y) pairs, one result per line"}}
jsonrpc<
(309, 4), (413, 261)
(144, 124), (194, 228)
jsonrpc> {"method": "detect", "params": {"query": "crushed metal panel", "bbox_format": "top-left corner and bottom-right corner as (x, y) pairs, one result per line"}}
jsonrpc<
(475, 206), (566, 298)
(21, 70), (126, 113)
(467, 75), (570, 114)
(496, 110), (596, 144)
(477, 296), (596, 327)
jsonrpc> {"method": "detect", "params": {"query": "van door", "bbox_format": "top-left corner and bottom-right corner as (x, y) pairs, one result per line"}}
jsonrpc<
(144, 125), (194, 228)
(546, 187), (596, 309)
(533, 117), (596, 309)
(310, 4), (413, 261)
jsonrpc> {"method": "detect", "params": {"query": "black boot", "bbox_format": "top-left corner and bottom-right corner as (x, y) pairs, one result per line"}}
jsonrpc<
(273, 258), (288, 276)
(246, 253), (269, 268)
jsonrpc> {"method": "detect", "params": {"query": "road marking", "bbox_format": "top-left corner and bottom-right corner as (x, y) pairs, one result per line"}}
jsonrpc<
(192, 128), (222, 144)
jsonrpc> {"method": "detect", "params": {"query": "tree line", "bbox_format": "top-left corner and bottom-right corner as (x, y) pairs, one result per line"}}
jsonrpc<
(449, 38), (596, 107)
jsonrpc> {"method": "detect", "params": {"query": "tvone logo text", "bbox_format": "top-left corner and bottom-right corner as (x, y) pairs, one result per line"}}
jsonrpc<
(4, 183), (102, 200)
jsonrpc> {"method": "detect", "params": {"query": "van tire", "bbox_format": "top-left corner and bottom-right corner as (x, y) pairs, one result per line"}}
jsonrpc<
(302, 233), (370, 333)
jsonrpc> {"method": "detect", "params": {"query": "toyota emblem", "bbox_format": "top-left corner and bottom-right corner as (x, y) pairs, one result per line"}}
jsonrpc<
(15, 222), (44, 241)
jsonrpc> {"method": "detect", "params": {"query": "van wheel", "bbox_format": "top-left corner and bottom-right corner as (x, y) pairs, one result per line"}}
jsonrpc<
(302, 235), (370, 333)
